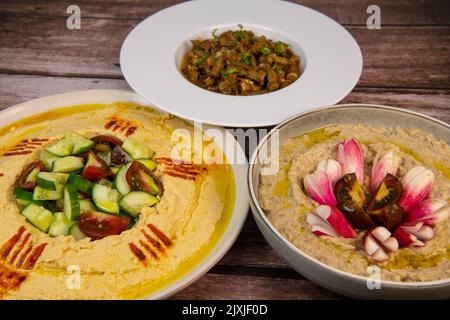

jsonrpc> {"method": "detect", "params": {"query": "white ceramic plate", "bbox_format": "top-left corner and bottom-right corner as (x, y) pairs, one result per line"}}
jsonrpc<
(0, 89), (249, 299)
(120, 0), (363, 127)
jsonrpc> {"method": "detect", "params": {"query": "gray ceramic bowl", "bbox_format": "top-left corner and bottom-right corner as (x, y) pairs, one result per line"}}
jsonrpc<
(248, 104), (450, 299)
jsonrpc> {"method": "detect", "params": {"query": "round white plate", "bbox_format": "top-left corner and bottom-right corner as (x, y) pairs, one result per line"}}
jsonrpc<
(120, 0), (363, 127)
(0, 89), (249, 299)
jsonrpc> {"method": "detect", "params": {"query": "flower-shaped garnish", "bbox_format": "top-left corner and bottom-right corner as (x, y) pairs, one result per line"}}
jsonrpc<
(303, 138), (448, 261)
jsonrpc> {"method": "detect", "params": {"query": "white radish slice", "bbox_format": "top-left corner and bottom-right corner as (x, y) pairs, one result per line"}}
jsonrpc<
(371, 226), (391, 242)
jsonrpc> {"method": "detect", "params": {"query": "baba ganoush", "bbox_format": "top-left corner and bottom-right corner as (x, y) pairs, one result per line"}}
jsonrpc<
(0, 102), (235, 299)
(259, 124), (450, 282)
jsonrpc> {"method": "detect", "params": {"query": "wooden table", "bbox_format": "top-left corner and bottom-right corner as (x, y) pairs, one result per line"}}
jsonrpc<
(0, 0), (448, 299)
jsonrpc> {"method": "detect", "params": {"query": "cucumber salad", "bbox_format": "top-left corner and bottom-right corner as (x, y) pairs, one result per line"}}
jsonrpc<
(14, 132), (163, 240)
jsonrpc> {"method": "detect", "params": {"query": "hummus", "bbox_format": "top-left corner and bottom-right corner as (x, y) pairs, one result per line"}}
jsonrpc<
(259, 125), (450, 282)
(0, 102), (235, 299)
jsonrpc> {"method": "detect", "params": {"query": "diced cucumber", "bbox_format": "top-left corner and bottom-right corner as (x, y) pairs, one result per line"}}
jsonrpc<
(67, 173), (93, 195)
(25, 167), (40, 184)
(97, 178), (113, 188)
(115, 163), (132, 195)
(92, 184), (120, 214)
(21, 203), (54, 232)
(64, 184), (80, 221)
(111, 166), (120, 176)
(79, 199), (96, 213)
(64, 131), (94, 155)
(13, 187), (45, 207)
(46, 139), (74, 157)
(136, 159), (157, 171)
(48, 212), (73, 237)
(122, 138), (154, 159)
(37, 175), (56, 190)
(52, 156), (85, 173)
(36, 172), (68, 191)
(69, 223), (87, 240)
(119, 191), (159, 217)
(33, 186), (63, 200)
(39, 150), (61, 171)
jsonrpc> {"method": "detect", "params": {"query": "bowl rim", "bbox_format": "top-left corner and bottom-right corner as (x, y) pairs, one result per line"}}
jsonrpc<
(0, 89), (250, 299)
(248, 103), (450, 288)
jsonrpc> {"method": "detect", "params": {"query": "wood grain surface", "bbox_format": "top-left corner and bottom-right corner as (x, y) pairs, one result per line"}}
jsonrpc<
(0, 0), (448, 300)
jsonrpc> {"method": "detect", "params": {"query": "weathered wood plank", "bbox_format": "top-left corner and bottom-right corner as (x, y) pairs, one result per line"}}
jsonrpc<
(218, 216), (289, 269)
(0, 16), (130, 78)
(1, 75), (448, 123)
(0, 75), (130, 109)
(0, 0), (449, 25)
(0, 15), (449, 89)
(351, 26), (450, 90)
(170, 273), (341, 300)
(343, 87), (450, 123)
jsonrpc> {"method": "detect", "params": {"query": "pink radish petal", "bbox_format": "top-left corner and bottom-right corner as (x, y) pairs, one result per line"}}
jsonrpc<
(336, 138), (365, 184)
(315, 205), (357, 239)
(406, 199), (447, 223)
(416, 205), (450, 226)
(369, 151), (400, 193)
(316, 159), (343, 186)
(393, 221), (435, 248)
(304, 171), (337, 206)
(399, 166), (435, 211)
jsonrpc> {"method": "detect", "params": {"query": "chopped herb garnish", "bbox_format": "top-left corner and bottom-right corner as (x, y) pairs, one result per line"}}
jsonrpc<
(261, 46), (271, 56)
(274, 41), (287, 55)
(234, 24), (244, 40)
(212, 28), (219, 39)
(241, 51), (250, 64)
(222, 67), (237, 78)
(196, 52), (209, 65)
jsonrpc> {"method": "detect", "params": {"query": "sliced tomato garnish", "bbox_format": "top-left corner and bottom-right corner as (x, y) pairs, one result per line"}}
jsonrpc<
(368, 174), (403, 211)
(81, 152), (110, 181)
(126, 161), (163, 196)
(91, 135), (123, 146)
(79, 211), (129, 240)
(17, 160), (45, 191)
(82, 166), (109, 181)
